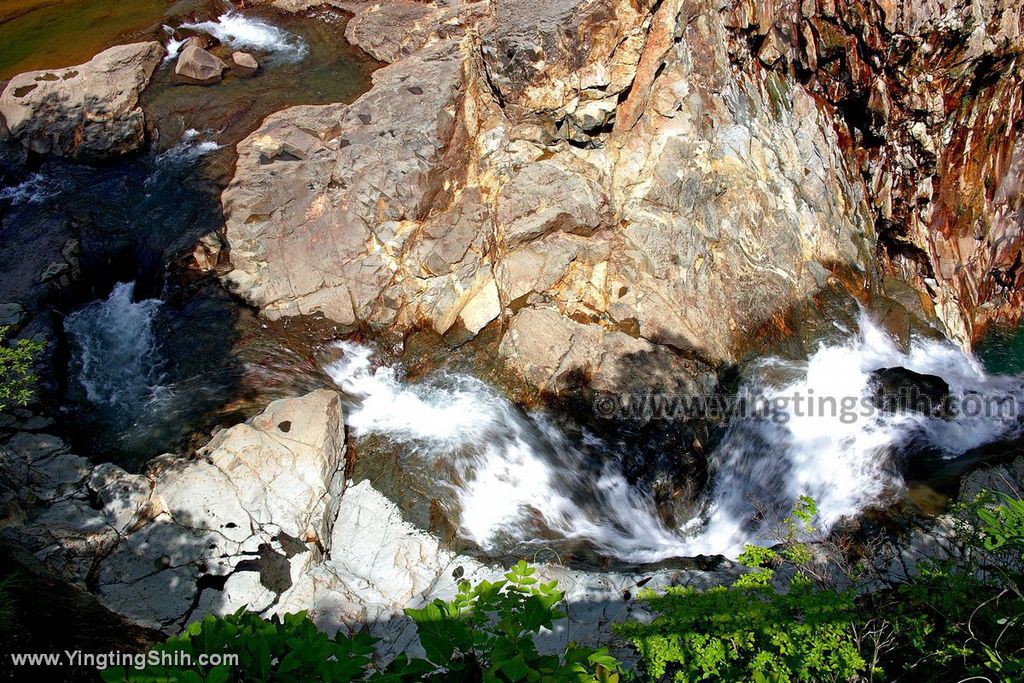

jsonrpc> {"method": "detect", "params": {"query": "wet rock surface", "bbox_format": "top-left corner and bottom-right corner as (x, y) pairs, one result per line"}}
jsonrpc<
(870, 366), (951, 418)
(173, 44), (227, 85)
(723, 0), (1024, 346)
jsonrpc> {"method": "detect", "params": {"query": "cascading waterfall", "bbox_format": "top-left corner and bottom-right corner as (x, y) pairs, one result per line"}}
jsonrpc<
(180, 12), (308, 62)
(64, 282), (163, 414)
(326, 342), (687, 558)
(162, 25), (187, 63)
(326, 316), (1024, 562)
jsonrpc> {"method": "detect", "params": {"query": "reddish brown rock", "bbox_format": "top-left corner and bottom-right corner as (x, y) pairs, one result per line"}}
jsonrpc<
(231, 51), (259, 77)
(173, 44), (226, 86)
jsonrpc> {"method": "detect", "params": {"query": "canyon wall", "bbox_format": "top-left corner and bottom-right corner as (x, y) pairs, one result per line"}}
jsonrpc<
(224, 0), (1023, 389)
(725, 0), (1024, 345)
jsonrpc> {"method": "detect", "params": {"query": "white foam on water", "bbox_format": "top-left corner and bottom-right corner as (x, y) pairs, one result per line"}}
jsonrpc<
(325, 317), (1024, 562)
(181, 12), (307, 62)
(0, 173), (61, 206)
(154, 129), (222, 165)
(162, 25), (187, 63)
(64, 282), (164, 410)
(326, 341), (685, 559)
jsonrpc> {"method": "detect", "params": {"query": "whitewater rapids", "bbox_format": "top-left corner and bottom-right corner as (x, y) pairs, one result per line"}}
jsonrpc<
(322, 317), (1023, 562)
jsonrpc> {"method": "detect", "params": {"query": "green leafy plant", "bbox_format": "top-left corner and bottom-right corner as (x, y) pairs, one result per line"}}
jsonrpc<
(102, 565), (620, 683)
(100, 608), (376, 683)
(615, 497), (866, 682)
(872, 491), (1024, 680)
(0, 325), (42, 412)
(382, 560), (621, 682)
(977, 490), (1024, 559)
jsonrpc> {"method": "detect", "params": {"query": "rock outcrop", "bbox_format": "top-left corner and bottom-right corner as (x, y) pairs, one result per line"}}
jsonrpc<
(723, 0), (1024, 347)
(0, 42), (164, 160)
(0, 391), (735, 654)
(1, 391), (346, 630)
(224, 0), (885, 395)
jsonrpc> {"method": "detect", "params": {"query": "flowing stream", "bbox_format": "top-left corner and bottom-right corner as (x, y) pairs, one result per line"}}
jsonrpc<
(180, 12), (308, 62)
(6, 1), (1024, 565)
(64, 282), (163, 412)
(1, 4), (377, 467)
(326, 317), (1024, 561)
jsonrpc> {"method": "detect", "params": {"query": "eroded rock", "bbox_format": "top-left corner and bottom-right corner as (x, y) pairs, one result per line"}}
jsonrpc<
(222, 0), (874, 396)
(0, 42), (164, 160)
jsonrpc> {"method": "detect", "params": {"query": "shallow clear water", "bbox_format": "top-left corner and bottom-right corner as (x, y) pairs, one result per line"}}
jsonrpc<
(0, 0), (170, 80)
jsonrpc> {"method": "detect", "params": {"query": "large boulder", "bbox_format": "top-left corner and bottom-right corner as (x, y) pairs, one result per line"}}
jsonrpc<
(0, 42), (164, 160)
(870, 367), (951, 418)
(173, 44), (227, 86)
(0, 390), (736, 653)
(479, 0), (654, 117)
(0, 390), (347, 630)
(344, 0), (442, 63)
(221, 41), (466, 325)
(222, 0), (873, 397)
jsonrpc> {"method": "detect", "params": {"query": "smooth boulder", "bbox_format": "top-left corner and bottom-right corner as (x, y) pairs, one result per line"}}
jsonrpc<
(231, 51), (259, 77)
(0, 42), (164, 160)
(173, 44), (227, 86)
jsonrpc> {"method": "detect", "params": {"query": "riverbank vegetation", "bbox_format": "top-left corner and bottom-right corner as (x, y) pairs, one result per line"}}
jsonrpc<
(98, 492), (1024, 682)
(0, 326), (42, 412)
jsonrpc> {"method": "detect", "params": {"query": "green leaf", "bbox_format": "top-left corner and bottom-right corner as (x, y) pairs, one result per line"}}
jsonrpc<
(500, 654), (531, 681)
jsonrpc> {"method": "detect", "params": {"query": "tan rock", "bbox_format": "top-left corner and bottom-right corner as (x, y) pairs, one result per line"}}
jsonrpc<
(231, 51), (259, 77)
(0, 42), (164, 160)
(173, 44), (227, 85)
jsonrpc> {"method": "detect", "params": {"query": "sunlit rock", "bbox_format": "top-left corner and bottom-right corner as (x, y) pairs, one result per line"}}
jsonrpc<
(0, 42), (164, 160)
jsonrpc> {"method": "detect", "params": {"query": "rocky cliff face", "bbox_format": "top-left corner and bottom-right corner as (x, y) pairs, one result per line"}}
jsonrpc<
(226, 0), (928, 398)
(724, 0), (1024, 346)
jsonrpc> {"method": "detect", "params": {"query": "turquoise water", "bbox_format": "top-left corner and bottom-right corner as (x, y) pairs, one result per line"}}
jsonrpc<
(976, 323), (1024, 375)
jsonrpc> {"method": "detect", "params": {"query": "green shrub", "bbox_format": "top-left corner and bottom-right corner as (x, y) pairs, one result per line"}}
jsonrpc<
(381, 560), (621, 682)
(103, 563), (620, 682)
(0, 325), (42, 412)
(95, 493), (1024, 683)
(873, 491), (1024, 680)
(614, 497), (865, 682)
(100, 608), (376, 683)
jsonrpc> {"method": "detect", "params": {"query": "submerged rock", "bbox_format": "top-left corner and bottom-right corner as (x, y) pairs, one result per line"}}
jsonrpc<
(0, 42), (164, 161)
(173, 44), (227, 86)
